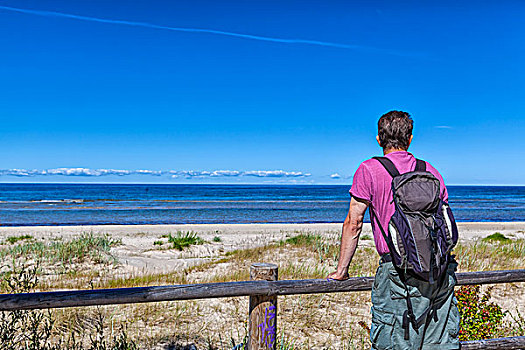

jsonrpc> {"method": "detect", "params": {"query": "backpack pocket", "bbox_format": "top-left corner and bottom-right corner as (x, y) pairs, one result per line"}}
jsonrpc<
(389, 209), (428, 275)
(442, 202), (459, 247)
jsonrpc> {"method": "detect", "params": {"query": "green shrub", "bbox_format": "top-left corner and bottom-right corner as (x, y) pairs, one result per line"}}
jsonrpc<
(456, 285), (506, 341)
(153, 240), (164, 246)
(213, 236), (222, 242)
(168, 231), (205, 251)
(281, 233), (321, 246)
(5, 235), (33, 244)
(482, 232), (511, 243)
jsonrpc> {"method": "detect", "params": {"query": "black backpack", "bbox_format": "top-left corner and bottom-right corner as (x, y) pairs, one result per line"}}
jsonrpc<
(370, 156), (458, 339)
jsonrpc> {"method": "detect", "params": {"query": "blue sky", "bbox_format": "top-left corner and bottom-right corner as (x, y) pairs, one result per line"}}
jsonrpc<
(0, 0), (523, 185)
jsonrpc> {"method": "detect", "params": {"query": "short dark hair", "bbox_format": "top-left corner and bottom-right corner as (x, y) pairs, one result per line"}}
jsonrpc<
(377, 110), (413, 150)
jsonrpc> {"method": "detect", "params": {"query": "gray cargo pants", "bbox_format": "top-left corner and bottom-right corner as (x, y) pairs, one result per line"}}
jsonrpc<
(370, 259), (460, 350)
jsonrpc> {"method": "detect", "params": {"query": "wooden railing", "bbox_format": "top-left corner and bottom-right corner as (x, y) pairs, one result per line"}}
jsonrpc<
(0, 265), (524, 349)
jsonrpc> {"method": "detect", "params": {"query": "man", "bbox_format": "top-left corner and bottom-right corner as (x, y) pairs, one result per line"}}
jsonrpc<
(328, 111), (459, 349)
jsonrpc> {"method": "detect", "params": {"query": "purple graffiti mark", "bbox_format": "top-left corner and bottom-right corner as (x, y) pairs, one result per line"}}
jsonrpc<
(258, 304), (276, 348)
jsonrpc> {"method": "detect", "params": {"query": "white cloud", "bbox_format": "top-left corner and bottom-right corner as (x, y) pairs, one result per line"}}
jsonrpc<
(0, 169), (36, 177)
(172, 170), (211, 179)
(209, 170), (241, 177)
(434, 126), (453, 129)
(243, 170), (310, 178)
(172, 170), (309, 178)
(170, 170), (241, 179)
(42, 168), (132, 176)
(0, 168), (140, 177)
(0, 168), (312, 179)
(330, 173), (341, 179)
(134, 169), (163, 176)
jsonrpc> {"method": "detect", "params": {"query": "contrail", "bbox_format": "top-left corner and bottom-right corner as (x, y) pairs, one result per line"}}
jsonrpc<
(0, 5), (414, 56)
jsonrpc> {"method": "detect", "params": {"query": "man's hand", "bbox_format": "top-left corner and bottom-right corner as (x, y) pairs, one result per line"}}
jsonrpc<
(327, 270), (349, 281)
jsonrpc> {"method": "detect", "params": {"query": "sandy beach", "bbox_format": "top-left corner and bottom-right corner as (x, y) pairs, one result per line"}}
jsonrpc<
(0, 222), (523, 349)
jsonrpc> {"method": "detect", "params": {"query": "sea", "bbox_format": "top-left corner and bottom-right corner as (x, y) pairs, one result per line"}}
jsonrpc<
(0, 184), (523, 226)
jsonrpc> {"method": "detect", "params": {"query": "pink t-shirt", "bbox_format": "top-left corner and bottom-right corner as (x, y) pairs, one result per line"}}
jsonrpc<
(349, 151), (448, 256)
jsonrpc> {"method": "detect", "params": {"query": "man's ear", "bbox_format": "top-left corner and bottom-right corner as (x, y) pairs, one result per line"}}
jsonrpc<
(376, 135), (382, 147)
(407, 135), (413, 148)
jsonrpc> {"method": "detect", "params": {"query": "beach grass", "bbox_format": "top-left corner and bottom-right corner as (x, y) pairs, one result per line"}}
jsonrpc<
(167, 231), (205, 251)
(455, 237), (525, 271)
(0, 232), (120, 266)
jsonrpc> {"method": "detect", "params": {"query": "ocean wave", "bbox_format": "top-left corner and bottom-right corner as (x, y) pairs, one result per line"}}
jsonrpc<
(33, 199), (84, 204)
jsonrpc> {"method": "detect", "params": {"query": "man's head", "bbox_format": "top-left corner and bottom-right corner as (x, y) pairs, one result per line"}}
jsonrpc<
(376, 110), (413, 152)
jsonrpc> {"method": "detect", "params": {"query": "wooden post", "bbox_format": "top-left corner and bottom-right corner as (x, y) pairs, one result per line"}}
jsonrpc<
(248, 263), (278, 350)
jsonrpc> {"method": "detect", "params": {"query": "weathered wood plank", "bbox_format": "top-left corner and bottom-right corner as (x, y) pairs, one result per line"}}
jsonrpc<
(0, 281), (272, 311)
(460, 336), (525, 349)
(456, 269), (525, 286)
(0, 269), (523, 311)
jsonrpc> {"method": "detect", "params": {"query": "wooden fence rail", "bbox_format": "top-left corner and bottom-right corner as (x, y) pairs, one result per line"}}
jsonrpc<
(461, 336), (525, 350)
(0, 269), (523, 311)
(0, 267), (524, 349)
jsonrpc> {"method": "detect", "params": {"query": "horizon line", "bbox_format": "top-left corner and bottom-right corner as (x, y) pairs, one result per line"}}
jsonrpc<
(0, 182), (523, 187)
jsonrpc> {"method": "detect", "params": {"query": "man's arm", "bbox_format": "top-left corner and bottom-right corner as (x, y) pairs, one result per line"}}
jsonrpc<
(327, 197), (369, 280)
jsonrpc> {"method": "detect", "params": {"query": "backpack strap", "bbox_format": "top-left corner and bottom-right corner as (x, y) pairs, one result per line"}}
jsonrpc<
(369, 207), (397, 260)
(415, 159), (427, 172)
(373, 157), (400, 178)
(375, 156), (426, 174)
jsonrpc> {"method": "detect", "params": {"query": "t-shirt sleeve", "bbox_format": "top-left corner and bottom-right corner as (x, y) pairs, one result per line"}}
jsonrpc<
(349, 162), (373, 203)
(441, 184), (449, 203)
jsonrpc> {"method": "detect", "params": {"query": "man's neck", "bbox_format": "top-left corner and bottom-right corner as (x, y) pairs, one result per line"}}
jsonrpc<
(383, 148), (408, 155)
